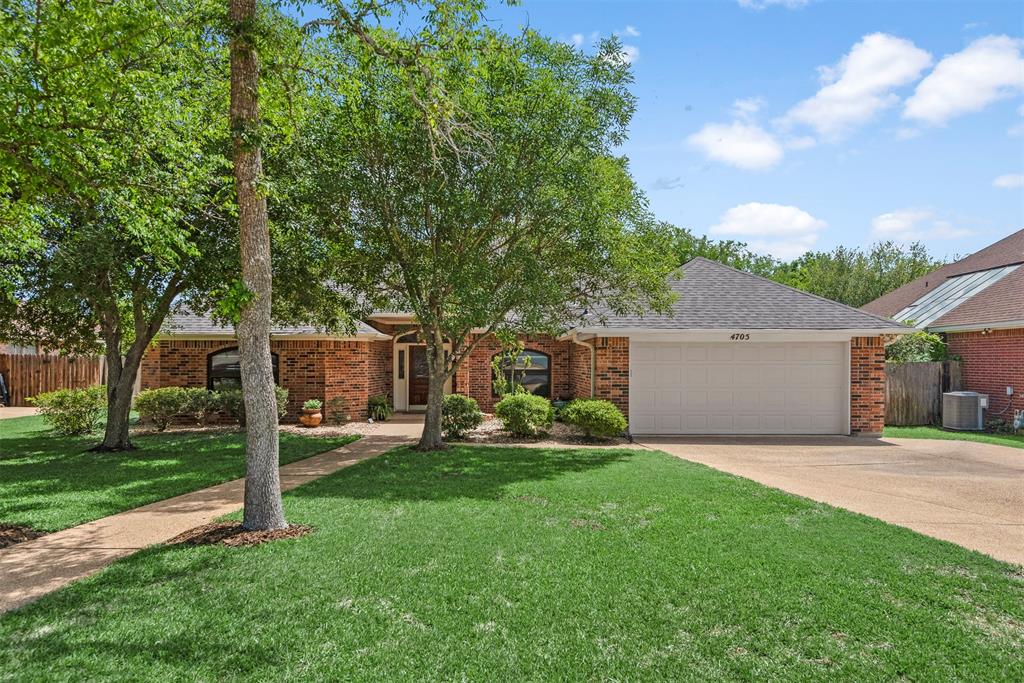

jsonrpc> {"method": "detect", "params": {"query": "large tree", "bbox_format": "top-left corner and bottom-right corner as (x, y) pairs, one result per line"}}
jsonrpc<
(302, 30), (676, 449)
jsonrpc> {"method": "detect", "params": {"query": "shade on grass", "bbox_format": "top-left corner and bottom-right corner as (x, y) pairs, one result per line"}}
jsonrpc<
(1, 445), (1021, 681)
(0, 415), (358, 531)
(884, 425), (1024, 450)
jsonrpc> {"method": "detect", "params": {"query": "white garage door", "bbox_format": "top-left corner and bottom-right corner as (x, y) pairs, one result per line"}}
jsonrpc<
(630, 342), (849, 435)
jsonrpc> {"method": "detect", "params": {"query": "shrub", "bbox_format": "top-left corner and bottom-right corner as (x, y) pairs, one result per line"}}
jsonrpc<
(134, 387), (191, 431)
(368, 394), (392, 421)
(182, 387), (218, 425)
(28, 385), (107, 435)
(494, 393), (553, 437)
(303, 398), (322, 410)
(441, 394), (484, 439)
(216, 386), (289, 425)
(885, 331), (949, 363)
(325, 396), (350, 425)
(561, 399), (627, 439)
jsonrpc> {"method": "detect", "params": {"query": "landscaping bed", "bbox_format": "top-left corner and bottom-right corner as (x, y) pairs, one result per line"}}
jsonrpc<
(0, 415), (358, 532)
(1, 444), (1020, 680)
(455, 417), (631, 447)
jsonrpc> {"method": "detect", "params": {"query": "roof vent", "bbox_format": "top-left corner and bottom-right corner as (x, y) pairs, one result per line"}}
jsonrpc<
(942, 392), (987, 431)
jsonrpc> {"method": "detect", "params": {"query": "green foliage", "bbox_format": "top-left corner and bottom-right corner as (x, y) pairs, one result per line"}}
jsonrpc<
(560, 399), (627, 439)
(134, 388), (191, 432)
(215, 387), (289, 425)
(325, 396), (350, 425)
(441, 394), (484, 439)
(885, 331), (949, 363)
(494, 393), (554, 437)
(667, 224), (780, 276)
(303, 399), (323, 410)
(490, 340), (527, 399)
(27, 386), (107, 435)
(182, 388), (219, 425)
(368, 395), (393, 422)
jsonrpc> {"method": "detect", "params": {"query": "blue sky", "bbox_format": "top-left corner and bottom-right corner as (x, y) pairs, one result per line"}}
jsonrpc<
(476, 0), (1024, 261)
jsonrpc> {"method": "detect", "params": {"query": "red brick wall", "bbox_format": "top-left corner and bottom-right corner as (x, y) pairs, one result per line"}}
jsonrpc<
(850, 336), (886, 435)
(592, 337), (629, 416)
(947, 328), (1024, 417)
(454, 334), (572, 412)
(140, 338), (387, 422)
(568, 339), (593, 399)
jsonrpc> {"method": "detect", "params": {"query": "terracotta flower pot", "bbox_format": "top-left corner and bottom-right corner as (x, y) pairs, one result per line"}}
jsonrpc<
(299, 408), (323, 428)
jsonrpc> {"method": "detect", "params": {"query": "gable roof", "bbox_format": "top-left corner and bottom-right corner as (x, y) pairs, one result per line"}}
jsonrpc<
(576, 257), (909, 332)
(862, 228), (1024, 320)
(929, 265), (1024, 330)
(160, 311), (391, 340)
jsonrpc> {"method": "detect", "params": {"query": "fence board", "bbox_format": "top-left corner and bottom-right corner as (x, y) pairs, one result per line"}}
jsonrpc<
(0, 354), (104, 407)
(885, 360), (963, 426)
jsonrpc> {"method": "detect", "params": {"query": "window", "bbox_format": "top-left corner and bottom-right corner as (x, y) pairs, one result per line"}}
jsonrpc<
(207, 347), (279, 391)
(493, 349), (551, 397)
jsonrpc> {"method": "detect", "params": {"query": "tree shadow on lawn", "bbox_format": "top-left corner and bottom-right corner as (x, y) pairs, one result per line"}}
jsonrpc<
(288, 445), (637, 503)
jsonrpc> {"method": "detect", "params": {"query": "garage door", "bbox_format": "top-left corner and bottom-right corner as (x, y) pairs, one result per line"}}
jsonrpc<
(630, 342), (848, 435)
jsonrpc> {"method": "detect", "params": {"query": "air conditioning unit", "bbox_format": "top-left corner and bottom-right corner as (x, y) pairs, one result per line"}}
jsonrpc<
(942, 391), (987, 431)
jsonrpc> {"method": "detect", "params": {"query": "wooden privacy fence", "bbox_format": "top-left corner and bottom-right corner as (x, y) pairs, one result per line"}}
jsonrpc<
(885, 360), (963, 426)
(0, 353), (104, 407)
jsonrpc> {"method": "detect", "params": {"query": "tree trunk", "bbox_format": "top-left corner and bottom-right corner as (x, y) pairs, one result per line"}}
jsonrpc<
(94, 346), (136, 451)
(230, 0), (286, 531)
(417, 341), (447, 451)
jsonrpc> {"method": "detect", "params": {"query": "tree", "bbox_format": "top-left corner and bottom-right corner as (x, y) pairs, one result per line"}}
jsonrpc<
(303, 30), (675, 449)
(885, 330), (948, 363)
(666, 223), (781, 276)
(779, 241), (943, 308)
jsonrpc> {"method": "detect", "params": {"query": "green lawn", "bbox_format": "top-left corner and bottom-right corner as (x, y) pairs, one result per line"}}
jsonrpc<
(885, 425), (1024, 450)
(0, 415), (358, 532)
(2, 445), (1021, 681)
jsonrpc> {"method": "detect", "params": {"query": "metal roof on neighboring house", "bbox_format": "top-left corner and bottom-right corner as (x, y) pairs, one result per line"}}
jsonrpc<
(160, 311), (390, 339)
(929, 266), (1024, 330)
(892, 264), (1020, 328)
(577, 257), (910, 332)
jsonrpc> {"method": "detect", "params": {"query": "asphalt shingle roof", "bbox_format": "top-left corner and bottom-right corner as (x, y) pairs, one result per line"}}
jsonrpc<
(161, 311), (389, 338)
(585, 257), (909, 331)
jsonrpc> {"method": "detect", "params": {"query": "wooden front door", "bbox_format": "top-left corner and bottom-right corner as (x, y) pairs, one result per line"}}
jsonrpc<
(409, 346), (429, 406)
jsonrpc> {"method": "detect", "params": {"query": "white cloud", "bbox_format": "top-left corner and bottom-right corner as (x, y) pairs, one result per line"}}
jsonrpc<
(687, 122), (784, 170)
(731, 97), (766, 120)
(650, 176), (686, 191)
(738, 0), (810, 9)
(871, 209), (972, 242)
(619, 44), (640, 64)
(781, 33), (932, 140)
(620, 25), (640, 38)
(904, 35), (1024, 125)
(710, 202), (826, 259)
(784, 135), (817, 150)
(569, 33), (585, 48)
(993, 173), (1024, 188)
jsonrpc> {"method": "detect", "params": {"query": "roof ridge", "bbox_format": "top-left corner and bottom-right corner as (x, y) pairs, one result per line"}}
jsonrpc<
(684, 256), (909, 327)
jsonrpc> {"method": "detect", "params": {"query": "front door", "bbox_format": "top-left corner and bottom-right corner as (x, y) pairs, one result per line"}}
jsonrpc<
(409, 346), (430, 407)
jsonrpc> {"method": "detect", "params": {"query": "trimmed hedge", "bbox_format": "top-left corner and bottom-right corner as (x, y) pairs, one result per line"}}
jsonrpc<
(560, 399), (627, 439)
(441, 394), (484, 439)
(494, 393), (554, 437)
(28, 385), (107, 435)
(134, 387), (191, 431)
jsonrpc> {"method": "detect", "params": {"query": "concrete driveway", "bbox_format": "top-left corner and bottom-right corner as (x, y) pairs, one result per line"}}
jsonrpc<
(636, 436), (1024, 566)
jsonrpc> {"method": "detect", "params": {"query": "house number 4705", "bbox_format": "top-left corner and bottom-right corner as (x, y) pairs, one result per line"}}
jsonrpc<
(730, 333), (750, 341)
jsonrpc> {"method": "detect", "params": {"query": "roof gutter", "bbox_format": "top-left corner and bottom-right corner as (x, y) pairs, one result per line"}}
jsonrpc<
(928, 320), (1024, 333)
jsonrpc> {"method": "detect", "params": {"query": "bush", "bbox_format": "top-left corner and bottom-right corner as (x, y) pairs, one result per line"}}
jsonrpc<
(134, 387), (191, 431)
(216, 386), (289, 425)
(886, 331), (949, 363)
(303, 398), (323, 410)
(28, 385), (107, 435)
(561, 399), (627, 439)
(182, 387), (218, 425)
(368, 394), (392, 421)
(325, 396), (350, 425)
(441, 394), (484, 439)
(494, 393), (553, 437)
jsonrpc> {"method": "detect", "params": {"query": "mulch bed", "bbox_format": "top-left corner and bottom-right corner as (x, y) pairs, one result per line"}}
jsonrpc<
(167, 522), (313, 548)
(0, 524), (46, 549)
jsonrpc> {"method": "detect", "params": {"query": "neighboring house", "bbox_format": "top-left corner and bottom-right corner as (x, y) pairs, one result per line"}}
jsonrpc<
(141, 257), (910, 435)
(863, 228), (1024, 419)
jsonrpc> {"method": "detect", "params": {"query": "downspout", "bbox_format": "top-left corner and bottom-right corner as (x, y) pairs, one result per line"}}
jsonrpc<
(570, 332), (596, 399)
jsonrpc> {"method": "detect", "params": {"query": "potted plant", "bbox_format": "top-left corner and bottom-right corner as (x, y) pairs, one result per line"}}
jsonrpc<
(300, 398), (323, 427)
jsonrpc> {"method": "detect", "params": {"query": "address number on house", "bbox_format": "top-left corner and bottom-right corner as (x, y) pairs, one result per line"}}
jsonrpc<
(730, 333), (751, 341)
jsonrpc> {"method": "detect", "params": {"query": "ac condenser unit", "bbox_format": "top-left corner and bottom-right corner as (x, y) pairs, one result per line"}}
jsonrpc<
(942, 391), (987, 431)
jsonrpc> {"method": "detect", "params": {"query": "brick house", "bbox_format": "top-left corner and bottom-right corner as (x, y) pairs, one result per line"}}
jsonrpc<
(863, 228), (1023, 420)
(142, 258), (910, 436)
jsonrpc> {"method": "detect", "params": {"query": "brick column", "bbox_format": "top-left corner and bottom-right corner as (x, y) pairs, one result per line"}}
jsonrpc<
(850, 336), (886, 436)
(593, 337), (629, 417)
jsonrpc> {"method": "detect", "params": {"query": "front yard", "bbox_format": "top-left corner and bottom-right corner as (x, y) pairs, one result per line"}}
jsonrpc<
(0, 415), (357, 532)
(1, 444), (1020, 680)
(884, 425), (1024, 450)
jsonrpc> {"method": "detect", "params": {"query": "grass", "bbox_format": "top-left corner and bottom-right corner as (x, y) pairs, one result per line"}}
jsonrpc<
(0, 415), (358, 532)
(884, 425), (1024, 450)
(2, 445), (1021, 681)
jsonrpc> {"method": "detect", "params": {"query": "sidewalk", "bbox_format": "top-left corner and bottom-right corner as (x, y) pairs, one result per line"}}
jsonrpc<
(0, 407), (38, 420)
(0, 434), (413, 613)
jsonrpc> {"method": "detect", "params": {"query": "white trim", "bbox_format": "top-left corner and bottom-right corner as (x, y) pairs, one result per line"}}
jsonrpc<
(156, 332), (391, 342)
(566, 328), (912, 342)
(929, 320), (1024, 333)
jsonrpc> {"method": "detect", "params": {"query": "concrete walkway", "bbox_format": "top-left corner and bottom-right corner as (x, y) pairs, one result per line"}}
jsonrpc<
(637, 436), (1024, 566)
(0, 407), (38, 420)
(0, 434), (413, 613)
